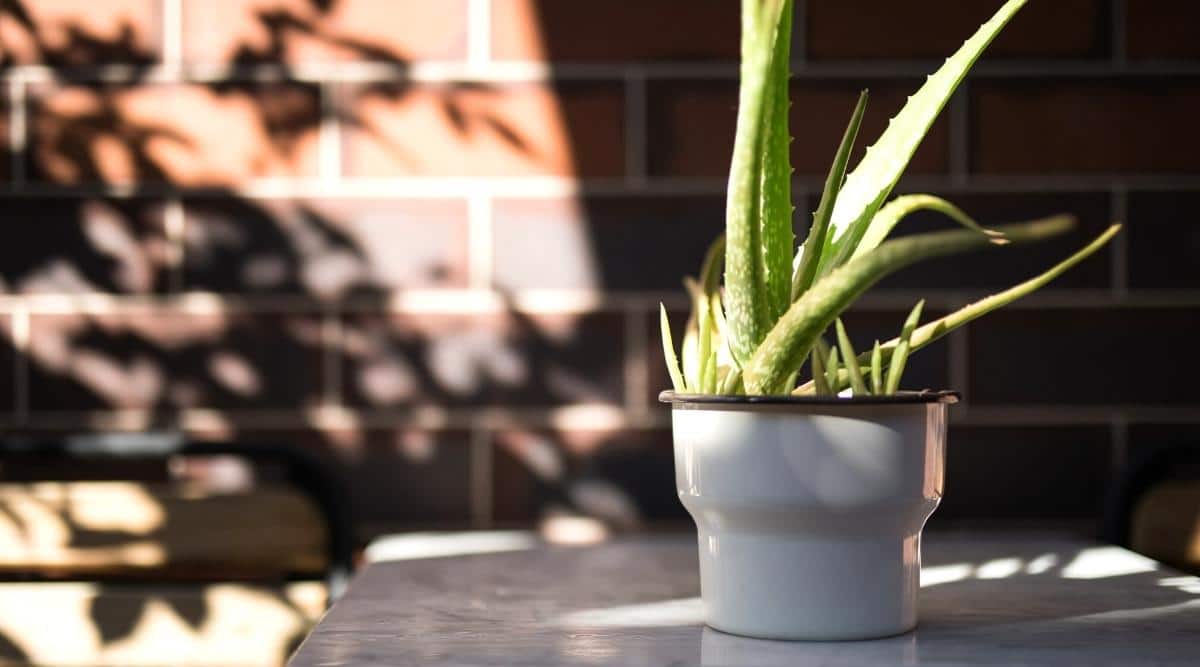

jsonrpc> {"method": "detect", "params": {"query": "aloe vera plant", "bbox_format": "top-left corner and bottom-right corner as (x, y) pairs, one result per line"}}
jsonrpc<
(661, 0), (1122, 397)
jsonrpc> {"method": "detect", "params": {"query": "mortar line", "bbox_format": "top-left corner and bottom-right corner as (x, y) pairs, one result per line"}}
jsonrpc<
(467, 0), (492, 72)
(318, 83), (342, 182)
(949, 86), (970, 185)
(8, 75), (26, 186)
(1110, 186), (1129, 296)
(623, 68), (648, 187)
(1111, 0), (1127, 65)
(623, 305), (650, 418)
(469, 428), (494, 528)
(467, 195), (494, 288)
(162, 0), (183, 70)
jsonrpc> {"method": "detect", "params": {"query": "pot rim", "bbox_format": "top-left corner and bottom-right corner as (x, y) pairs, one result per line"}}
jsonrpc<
(659, 389), (960, 406)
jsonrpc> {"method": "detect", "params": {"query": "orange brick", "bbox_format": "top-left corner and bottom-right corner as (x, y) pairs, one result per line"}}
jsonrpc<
(340, 82), (624, 179)
(0, 0), (160, 65)
(806, 0), (1106, 60)
(31, 83), (320, 185)
(181, 0), (468, 64)
(491, 0), (739, 62)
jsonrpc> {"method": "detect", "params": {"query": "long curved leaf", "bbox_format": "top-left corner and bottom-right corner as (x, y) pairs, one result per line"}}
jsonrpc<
(742, 214), (1075, 394)
(850, 194), (1007, 262)
(821, 0), (1028, 274)
(793, 223), (1123, 394)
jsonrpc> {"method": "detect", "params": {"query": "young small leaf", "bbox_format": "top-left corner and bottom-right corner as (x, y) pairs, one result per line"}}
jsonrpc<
(836, 319), (868, 395)
(792, 90), (869, 300)
(825, 346), (841, 393)
(885, 300), (926, 394)
(660, 304), (686, 392)
(812, 347), (831, 396)
(870, 340), (883, 395)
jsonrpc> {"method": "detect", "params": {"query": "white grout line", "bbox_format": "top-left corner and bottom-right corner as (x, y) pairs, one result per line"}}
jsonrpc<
(469, 427), (493, 528)
(1110, 186), (1129, 296)
(467, 0), (492, 74)
(318, 83), (343, 182)
(623, 305), (650, 417)
(8, 74), (26, 186)
(467, 195), (494, 288)
(623, 68), (648, 186)
(162, 0), (183, 72)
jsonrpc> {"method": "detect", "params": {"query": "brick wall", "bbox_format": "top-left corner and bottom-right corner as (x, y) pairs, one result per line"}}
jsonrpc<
(0, 0), (1197, 540)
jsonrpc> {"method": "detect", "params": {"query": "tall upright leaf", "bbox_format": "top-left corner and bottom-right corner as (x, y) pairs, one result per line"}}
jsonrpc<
(725, 0), (790, 364)
(761, 0), (795, 320)
(819, 0), (1028, 275)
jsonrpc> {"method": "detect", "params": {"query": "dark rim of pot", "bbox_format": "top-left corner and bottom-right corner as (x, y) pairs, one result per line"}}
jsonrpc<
(659, 389), (960, 406)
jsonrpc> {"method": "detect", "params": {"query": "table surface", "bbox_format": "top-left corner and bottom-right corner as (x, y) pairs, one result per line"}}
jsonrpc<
(290, 532), (1200, 666)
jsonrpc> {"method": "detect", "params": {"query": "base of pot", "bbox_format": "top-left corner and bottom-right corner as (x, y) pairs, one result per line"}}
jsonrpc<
(704, 620), (918, 642)
(696, 530), (923, 641)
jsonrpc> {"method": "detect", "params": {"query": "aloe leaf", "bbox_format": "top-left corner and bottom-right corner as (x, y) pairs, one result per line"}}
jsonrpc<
(697, 291), (715, 393)
(719, 367), (744, 394)
(821, 0), (1028, 273)
(742, 214), (1074, 394)
(870, 340), (883, 394)
(836, 319), (868, 395)
(825, 346), (841, 393)
(885, 300), (925, 394)
(812, 347), (830, 396)
(792, 90), (869, 300)
(794, 224), (1122, 395)
(725, 0), (790, 364)
(660, 304), (686, 392)
(761, 0), (795, 319)
(850, 194), (1007, 263)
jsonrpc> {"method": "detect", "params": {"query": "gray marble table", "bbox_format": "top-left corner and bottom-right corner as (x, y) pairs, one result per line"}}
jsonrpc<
(290, 532), (1200, 666)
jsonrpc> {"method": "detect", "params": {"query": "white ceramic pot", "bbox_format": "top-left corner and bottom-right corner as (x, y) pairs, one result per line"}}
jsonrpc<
(663, 391), (957, 641)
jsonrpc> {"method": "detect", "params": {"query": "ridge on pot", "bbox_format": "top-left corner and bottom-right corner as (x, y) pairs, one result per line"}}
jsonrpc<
(662, 391), (956, 640)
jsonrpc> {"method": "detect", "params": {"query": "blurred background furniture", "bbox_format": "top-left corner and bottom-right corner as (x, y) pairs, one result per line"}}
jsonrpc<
(1104, 444), (1200, 575)
(0, 435), (351, 667)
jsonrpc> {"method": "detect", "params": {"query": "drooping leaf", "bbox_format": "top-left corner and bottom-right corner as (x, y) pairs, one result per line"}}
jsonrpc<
(792, 90), (869, 300)
(725, 0), (791, 364)
(836, 319), (868, 395)
(820, 0), (1028, 274)
(849, 194), (1007, 263)
(660, 304), (686, 392)
(742, 215), (1075, 394)
(793, 224), (1123, 395)
(885, 300), (925, 394)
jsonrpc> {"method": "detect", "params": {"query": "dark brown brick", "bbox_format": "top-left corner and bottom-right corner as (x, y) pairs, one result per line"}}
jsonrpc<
(877, 192), (1113, 291)
(0, 96), (8, 181)
(341, 81), (624, 179)
(492, 195), (726, 291)
(0, 0), (161, 66)
(491, 0), (739, 62)
(972, 79), (1200, 174)
(339, 311), (626, 408)
(182, 0), (468, 64)
(0, 197), (171, 294)
(183, 197), (469, 296)
(30, 83), (320, 185)
(26, 310), (326, 411)
(1127, 0), (1200, 60)
(1127, 191), (1200, 289)
(967, 308), (1200, 405)
(807, 0), (1107, 60)
(934, 425), (1112, 520)
(647, 79), (949, 179)
(493, 428), (683, 525)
